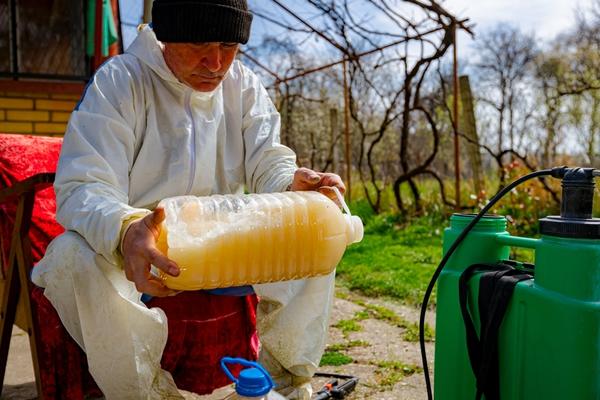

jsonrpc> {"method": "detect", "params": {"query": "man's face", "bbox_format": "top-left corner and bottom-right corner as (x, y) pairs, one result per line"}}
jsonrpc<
(163, 42), (239, 92)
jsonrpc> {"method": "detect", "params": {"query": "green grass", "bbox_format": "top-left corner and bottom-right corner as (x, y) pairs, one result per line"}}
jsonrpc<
(371, 360), (422, 388)
(352, 300), (409, 327)
(325, 340), (370, 352)
(337, 212), (443, 306)
(320, 351), (354, 366)
(403, 322), (435, 342)
(334, 318), (363, 337)
(350, 297), (436, 342)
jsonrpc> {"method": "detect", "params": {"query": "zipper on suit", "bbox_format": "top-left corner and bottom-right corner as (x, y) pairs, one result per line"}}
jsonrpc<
(184, 89), (196, 194)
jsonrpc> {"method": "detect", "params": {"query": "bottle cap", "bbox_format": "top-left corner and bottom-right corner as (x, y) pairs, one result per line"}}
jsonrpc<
(347, 215), (364, 243)
(221, 357), (274, 397)
(333, 187), (364, 245)
(236, 367), (273, 397)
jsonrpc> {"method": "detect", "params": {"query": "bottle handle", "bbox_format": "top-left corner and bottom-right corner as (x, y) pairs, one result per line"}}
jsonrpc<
(332, 186), (351, 216)
(220, 357), (275, 387)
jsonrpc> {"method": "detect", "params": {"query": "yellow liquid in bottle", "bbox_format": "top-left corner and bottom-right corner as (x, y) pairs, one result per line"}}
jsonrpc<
(156, 192), (357, 291)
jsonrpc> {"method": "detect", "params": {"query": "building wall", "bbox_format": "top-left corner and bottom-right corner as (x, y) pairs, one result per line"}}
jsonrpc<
(0, 92), (80, 136)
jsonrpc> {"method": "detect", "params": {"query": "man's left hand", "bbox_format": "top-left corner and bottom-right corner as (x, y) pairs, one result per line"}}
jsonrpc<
(290, 167), (346, 204)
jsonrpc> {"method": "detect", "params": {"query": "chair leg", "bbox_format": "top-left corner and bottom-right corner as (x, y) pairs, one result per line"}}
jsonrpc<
(0, 198), (27, 397)
(0, 192), (44, 399)
(15, 192), (45, 399)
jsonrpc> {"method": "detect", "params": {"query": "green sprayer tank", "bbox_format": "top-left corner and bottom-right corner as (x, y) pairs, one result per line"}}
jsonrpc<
(434, 168), (600, 399)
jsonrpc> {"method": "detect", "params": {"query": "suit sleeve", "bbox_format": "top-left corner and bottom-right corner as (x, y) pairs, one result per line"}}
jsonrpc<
(241, 65), (297, 193)
(54, 58), (151, 262)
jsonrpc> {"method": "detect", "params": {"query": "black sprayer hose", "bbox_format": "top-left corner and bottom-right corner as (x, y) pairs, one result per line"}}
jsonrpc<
(419, 167), (563, 400)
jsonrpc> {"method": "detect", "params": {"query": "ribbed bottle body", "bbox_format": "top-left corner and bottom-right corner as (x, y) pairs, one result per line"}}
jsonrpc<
(156, 192), (348, 290)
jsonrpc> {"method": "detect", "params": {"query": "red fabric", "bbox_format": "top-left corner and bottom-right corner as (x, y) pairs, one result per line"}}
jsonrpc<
(0, 133), (258, 398)
(0, 134), (64, 268)
(148, 292), (259, 394)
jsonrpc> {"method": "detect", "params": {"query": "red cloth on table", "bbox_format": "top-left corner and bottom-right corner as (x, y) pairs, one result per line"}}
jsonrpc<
(0, 133), (258, 398)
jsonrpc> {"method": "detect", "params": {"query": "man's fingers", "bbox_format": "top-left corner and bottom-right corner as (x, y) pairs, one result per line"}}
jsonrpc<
(317, 186), (341, 204)
(298, 167), (321, 184)
(320, 174), (346, 194)
(145, 276), (178, 297)
(130, 259), (175, 297)
(134, 273), (176, 297)
(142, 207), (165, 238)
(147, 248), (180, 276)
(152, 207), (166, 225)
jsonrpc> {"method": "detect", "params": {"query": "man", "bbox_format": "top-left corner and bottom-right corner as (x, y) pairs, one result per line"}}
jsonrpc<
(31, 0), (343, 399)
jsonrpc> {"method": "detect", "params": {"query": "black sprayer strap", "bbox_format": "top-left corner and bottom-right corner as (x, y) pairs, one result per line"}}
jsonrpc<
(459, 263), (497, 377)
(459, 263), (533, 400)
(478, 269), (532, 400)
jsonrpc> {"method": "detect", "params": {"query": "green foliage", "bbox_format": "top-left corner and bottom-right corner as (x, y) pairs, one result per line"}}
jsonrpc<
(325, 340), (370, 352)
(403, 322), (434, 342)
(348, 198), (377, 226)
(334, 319), (362, 337)
(340, 167), (600, 305)
(372, 360), (422, 388)
(344, 296), (436, 341)
(338, 214), (442, 305)
(320, 351), (354, 366)
(353, 301), (405, 325)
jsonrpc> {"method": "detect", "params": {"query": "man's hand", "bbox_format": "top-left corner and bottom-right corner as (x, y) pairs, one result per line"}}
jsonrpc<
(122, 208), (180, 297)
(290, 167), (346, 204)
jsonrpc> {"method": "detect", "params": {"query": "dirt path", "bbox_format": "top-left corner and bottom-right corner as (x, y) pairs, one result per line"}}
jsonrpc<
(316, 287), (434, 400)
(2, 287), (435, 400)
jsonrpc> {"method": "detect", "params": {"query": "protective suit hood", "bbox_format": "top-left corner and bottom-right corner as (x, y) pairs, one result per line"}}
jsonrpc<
(127, 25), (221, 99)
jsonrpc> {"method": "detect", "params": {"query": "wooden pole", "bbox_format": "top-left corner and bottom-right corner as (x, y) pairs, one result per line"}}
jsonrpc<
(452, 23), (461, 210)
(143, 0), (153, 23)
(342, 60), (352, 200)
(330, 108), (338, 174)
(93, 0), (104, 70)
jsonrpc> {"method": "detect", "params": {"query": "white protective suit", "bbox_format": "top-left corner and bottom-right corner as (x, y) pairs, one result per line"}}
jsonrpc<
(31, 25), (335, 400)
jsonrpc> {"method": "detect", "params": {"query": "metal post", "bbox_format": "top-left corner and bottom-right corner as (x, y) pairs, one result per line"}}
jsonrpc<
(452, 22), (461, 210)
(342, 60), (352, 200)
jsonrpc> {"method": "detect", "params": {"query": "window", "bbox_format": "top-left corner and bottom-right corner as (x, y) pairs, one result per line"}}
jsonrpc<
(0, 0), (88, 80)
(0, 1), (9, 73)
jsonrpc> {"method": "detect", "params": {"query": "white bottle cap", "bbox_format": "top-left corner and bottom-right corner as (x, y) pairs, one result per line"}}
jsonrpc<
(346, 214), (364, 244)
(333, 187), (364, 245)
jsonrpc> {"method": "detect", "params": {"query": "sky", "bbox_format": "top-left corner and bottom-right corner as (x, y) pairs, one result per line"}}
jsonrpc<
(119, 0), (590, 56)
(443, 0), (586, 58)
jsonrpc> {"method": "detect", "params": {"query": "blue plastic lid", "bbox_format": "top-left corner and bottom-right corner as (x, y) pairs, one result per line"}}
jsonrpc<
(221, 357), (274, 397)
(237, 367), (273, 397)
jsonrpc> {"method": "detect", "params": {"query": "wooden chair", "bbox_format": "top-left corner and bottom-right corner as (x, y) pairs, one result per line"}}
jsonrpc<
(0, 133), (259, 399)
(0, 172), (54, 398)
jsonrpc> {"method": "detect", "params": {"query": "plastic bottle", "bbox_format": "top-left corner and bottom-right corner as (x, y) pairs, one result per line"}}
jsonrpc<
(220, 357), (287, 400)
(156, 189), (363, 291)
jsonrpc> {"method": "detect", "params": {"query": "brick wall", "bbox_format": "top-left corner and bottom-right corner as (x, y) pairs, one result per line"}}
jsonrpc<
(0, 92), (80, 136)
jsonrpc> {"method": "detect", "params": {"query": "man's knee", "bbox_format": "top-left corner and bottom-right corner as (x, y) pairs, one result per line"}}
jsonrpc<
(32, 230), (98, 287)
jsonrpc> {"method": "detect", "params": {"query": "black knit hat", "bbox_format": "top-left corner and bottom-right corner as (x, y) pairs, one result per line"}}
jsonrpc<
(152, 0), (253, 44)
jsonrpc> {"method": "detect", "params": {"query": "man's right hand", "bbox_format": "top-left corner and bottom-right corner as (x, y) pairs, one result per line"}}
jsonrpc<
(122, 207), (180, 297)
